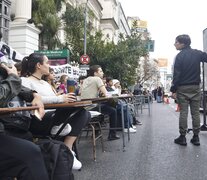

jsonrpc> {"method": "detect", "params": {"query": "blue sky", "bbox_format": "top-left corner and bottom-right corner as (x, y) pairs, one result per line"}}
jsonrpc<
(119, 0), (207, 65)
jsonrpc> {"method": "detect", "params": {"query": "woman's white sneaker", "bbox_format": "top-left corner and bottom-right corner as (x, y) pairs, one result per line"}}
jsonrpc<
(124, 127), (137, 133)
(132, 125), (137, 129)
(70, 150), (82, 170)
(51, 123), (71, 136)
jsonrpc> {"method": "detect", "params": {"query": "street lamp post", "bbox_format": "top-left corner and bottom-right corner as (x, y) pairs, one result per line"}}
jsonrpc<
(84, 0), (89, 55)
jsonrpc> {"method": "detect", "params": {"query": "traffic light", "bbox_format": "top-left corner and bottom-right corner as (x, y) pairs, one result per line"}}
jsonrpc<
(147, 40), (155, 52)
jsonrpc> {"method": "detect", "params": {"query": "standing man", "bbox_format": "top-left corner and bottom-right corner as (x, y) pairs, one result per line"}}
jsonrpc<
(171, 34), (207, 146)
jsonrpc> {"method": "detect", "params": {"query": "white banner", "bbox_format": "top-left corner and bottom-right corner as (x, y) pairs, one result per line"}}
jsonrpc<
(0, 42), (24, 62)
(0, 42), (87, 79)
(51, 64), (87, 80)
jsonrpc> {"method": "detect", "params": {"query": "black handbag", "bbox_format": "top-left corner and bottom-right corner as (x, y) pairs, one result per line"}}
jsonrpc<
(0, 96), (31, 131)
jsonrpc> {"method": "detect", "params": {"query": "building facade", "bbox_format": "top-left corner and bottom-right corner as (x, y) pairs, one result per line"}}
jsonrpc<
(4, 0), (131, 54)
(0, 0), (11, 44)
(116, 2), (131, 41)
(99, 0), (119, 43)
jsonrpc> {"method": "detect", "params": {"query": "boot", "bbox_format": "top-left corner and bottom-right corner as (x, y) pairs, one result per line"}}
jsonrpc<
(174, 135), (187, 146)
(190, 135), (200, 146)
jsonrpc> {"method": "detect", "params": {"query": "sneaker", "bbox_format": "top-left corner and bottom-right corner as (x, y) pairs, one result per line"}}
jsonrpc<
(131, 125), (137, 129)
(107, 134), (120, 141)
(174, 135), (187, 146)
(51, 123), (72, 136)
(134, 120), (142, 125)
(124, 127), (137, 133)
(190, 135), (200, 146)
(137, 121), (142, 125)
(70, 150), (82, 170)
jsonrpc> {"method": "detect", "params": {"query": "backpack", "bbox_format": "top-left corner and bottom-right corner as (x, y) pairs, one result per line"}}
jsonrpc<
(36, 138), (74, 180)
(0, 96), (31, 131)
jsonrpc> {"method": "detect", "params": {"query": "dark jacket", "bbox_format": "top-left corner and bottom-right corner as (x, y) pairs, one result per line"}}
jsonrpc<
(170, 47), (207, 93)
(0, 73), (34, 107)
(0, 73), (21, 107)
(0, 72), (35, 131)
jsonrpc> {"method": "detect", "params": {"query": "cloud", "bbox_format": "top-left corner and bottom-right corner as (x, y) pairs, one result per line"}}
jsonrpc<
(119, 0), (207, 63)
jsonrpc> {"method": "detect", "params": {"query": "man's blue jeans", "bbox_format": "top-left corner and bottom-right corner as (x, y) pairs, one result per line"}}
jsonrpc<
(93, 103), (117, 135)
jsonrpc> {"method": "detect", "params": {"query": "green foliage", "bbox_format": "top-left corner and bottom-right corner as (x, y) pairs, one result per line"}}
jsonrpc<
(62, 4), (85, 61)
(32, 0), (63, 49)
(54, 0), (66, 11)
(32, 1), (150, 87)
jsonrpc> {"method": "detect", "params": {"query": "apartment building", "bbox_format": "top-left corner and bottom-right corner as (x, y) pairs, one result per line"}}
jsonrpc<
(0, 0), (11, 44)
(5, 0), (130, 54)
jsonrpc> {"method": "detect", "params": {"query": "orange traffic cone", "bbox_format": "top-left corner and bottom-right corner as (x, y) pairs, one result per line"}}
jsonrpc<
(175, 104), (180, 112)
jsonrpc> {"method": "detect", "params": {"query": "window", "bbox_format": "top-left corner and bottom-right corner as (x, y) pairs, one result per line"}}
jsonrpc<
(0, 3), (2, 14)
(4, 19), (8, 27)
(4, 5), (8, 15)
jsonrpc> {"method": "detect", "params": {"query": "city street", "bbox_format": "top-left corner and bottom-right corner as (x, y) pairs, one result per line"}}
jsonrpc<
(74, 99), (207, 180)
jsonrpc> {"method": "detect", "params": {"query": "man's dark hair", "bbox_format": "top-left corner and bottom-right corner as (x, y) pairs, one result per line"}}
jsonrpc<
(87, 65), (101, 76)
(78, 75), (86, 82)
(106, 76), (113, 83)
(176, 34), (191, 47)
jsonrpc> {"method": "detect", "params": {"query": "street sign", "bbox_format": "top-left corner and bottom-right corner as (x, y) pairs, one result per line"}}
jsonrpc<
(80, 54), (90, 64)
(35, 49), (69, 59)
(79, 65), (90, 70)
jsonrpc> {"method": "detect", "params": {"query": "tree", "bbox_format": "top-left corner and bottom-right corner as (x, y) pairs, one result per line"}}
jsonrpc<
(32, 1), (151, 87)
(137, 57), (160, 87)
(62, 3), (96, 62)
(32, 0), (65, 49)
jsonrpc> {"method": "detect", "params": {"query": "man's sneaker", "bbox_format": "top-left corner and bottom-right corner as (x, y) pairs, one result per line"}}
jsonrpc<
(70, 150), (82, 170)
(131, 125), (137, 129)
(137, 121), (142, 125)
(136, 120), (142, 125)
(190, 135), (200, 146)
(124, 127), (137, 133)
(174, 135), (187, 146)
(51, 123), (72, 136)
(108, 134), (120, 141)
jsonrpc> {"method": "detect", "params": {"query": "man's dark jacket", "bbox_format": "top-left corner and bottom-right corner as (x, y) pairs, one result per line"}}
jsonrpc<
(170, 47), (207, 93)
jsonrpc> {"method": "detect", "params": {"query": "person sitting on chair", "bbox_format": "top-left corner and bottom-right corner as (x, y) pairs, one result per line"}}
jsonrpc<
(0, 62), (49, 180)
(81, 65), (120, 140)
(20, 53), (90, 170)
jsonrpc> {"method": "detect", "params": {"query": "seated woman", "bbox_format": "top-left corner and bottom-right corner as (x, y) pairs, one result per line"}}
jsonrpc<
(42, 67), (63, 95)
(0, 63), (49, 180)
(58, 74), (68, 94)
(20, 53), (90, 170)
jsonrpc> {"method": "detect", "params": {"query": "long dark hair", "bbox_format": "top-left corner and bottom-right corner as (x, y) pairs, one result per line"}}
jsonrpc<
(21, 53), (45, 77)
(42, 67), (56, 89)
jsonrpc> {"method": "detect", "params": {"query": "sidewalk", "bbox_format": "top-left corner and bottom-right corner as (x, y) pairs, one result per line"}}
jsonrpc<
(74, 100), (207, 180)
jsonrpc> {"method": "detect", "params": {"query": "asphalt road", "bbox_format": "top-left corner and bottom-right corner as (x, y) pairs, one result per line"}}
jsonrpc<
(73, 99), (207, 180)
